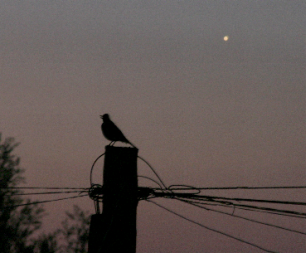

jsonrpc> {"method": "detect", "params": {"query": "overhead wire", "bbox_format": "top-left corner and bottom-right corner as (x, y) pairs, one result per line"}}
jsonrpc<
(138, 175), (163, 189)
(3, 162), (302, 251)
(191, 186), (306, 190)
(10, 190), (86, 196)
(147, 199), (278, 253)
(167, 184), (201, 194)
(2, 187), (88, 190)
(188, 198), (306, 220)
(87, 153), (306, 248)
(147, 186), (306, 219)
(230, 204), (306, 219)
(90, 152), (105, 186)
(86, 152), (306, 250)
(176, 195), (306, 219)
(138, 156), (167, 189)
(175, 197), (306, 236)
(186, 194), (306, 206)
(8, 194), (88, 208)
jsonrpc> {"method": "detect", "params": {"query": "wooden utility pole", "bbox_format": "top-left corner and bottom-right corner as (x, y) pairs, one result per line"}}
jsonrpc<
(88, 145), (139, 253)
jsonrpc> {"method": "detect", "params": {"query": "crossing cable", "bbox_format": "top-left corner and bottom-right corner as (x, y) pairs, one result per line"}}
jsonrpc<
(90, 152), (105, 186)
(6, 185), (304, 191)
(186, 194), (306, 206)
(187, 186), (306, 190)
(138, 175), (163, 189)
(7, 194), (88, 208)
(194, 198), (306, 220)
(9, 190), (87, 196)
(138, 156), (167, 189)
(171, 195), (306, 219)
(2, 187), (88, 190)
(147, 199), (278, 253)
(175, 197), (306, 236)
(149, 188), (306, 218)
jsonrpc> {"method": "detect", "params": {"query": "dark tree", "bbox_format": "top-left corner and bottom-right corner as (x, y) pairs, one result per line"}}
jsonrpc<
(0, 133), (91, 253)
(59, 205), (91, 253)
(33, 205), (91, 253)
(0, 133), (45, 253)
(34, 231), (60, 253)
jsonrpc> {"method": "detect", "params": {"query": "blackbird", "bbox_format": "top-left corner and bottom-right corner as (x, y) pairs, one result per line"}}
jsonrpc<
(100, 114), (137, 148)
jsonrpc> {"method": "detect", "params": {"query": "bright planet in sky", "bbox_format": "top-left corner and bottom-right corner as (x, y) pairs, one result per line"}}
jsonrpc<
(223, 35), (229, 41)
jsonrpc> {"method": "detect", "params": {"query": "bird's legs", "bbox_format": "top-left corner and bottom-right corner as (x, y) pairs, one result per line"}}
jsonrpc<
(108, 141), (116, 146)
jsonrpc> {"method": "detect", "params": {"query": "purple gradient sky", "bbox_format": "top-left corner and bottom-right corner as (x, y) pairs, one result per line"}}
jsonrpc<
(1, 1), (305, 252)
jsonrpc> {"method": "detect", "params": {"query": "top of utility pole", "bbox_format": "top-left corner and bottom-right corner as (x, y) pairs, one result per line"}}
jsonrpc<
(88, 145), (138, 253)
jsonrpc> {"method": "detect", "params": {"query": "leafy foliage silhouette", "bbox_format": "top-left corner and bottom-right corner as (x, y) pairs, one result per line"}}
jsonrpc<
(0, 133), (45, 253)
(0, 133), (91, 253)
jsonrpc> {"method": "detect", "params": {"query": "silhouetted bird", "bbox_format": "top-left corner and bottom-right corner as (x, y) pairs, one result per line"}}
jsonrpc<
(100, 114), (137, 148)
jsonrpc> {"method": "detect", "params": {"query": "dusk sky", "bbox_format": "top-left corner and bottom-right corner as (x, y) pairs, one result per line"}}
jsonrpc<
(1, 1), (305, 252)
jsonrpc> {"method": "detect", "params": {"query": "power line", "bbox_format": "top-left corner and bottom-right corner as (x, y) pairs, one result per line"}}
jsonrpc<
(11, 190), (86, 196)
(176, 195), (306, 219)
(148, 188), (306, 218)
(189, 198), (306, 220)
(232, 204), (306, 219)
(90, 152), (105, 186)
(147, 200), (278, 253)
(138, 156), (167, 189)
(189, 186), (306, 190)
(11, 184), (303, 218)
(175, 197), (306, 236)
(8, 194), (88, 208)
(3, 187), (88, 190)
(187, 194), (306, 206)
(138, 175), (163, 189)
(5, 185), (306, 191)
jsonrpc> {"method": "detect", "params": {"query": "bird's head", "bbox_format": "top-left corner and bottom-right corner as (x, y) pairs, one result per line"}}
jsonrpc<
(100, 114), (110, 121)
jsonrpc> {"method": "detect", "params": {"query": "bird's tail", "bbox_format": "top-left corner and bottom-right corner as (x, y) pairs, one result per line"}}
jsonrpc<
(127, 140), (137, 149)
